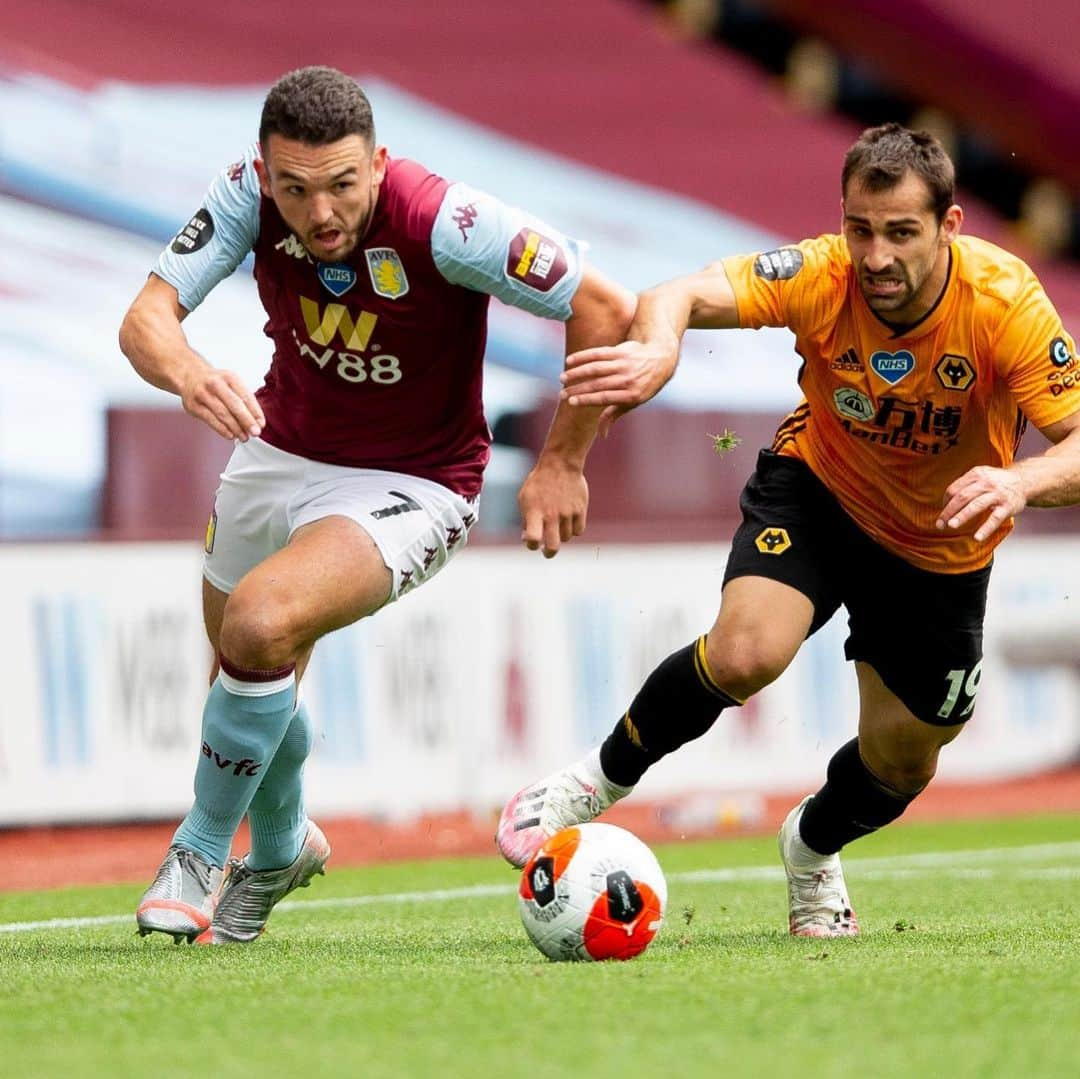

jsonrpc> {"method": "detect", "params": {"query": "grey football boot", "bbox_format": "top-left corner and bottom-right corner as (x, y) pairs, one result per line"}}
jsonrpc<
(196, 821), (330, 944)
(136, 846), (224, 943)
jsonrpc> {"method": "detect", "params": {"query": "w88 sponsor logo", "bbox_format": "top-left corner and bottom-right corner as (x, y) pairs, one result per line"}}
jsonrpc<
(291, 328), (402, 384)
(295, 298), (402, 384)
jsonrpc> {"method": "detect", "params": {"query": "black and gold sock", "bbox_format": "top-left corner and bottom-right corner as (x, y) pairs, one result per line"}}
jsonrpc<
(599, 636), (741, 787)
(798, 737), (919, 855)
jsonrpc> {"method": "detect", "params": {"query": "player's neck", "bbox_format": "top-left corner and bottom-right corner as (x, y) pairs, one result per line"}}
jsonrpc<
(878, 247), (953, 336)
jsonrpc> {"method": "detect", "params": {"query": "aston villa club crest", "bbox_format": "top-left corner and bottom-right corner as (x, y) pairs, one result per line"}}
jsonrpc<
(365, 247), (409, 300)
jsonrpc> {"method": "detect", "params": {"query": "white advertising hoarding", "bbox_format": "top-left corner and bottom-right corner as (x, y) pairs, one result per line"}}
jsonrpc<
(0, 538), (1077, 825)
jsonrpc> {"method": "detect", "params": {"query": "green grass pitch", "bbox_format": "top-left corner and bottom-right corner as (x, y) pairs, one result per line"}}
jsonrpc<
(1, 814), (1076, 1079)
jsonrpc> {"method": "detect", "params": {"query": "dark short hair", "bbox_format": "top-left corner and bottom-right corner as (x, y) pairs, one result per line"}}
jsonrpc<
(842, 123), (956, 221)
(259, 66), (375, 148)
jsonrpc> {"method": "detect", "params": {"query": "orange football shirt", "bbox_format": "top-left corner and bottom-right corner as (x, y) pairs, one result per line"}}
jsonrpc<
(723, 234), (1079, 571)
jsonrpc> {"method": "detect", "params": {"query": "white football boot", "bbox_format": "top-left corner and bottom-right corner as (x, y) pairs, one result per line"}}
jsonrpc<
(196, 821), (330, 945)
(136, 846), (224, 943)
(496, 749), (633, 868)
(778, 796), (859, 937)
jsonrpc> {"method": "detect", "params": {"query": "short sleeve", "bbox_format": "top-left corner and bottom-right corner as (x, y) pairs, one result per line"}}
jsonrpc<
(153, 145), (261, 312)
(721, 235), (846, 335)
(430, 182), (585, 320)
(994, 279), (1080, 428)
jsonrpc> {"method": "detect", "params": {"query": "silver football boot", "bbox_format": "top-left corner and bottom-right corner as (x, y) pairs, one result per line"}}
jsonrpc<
(136, 846), (224, 943)
(196, 821), (330, 944)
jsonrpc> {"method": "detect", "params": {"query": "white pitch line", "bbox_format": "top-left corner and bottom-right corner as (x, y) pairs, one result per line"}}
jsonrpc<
(1, 840), (1077, 936)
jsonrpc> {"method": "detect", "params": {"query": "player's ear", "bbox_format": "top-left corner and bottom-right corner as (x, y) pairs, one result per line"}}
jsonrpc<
(940, 203), (963, 244)
(254, 157), (273, 199)
(370, 144), (388, 187)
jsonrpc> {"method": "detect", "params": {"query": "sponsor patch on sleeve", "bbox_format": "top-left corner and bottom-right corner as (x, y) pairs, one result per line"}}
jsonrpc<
(506, 228), (568, 292)
(170, 208), (215, 255)
(1049, 336), (1074, 368)
(753, 248), (804, 281)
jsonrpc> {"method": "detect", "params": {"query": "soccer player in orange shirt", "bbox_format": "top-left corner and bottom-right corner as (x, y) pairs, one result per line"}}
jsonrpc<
(497, 123), (1080, 936)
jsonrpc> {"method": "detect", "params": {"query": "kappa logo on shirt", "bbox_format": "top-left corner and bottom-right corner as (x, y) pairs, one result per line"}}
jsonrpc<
(506, 229), (568, 292)
(452, 203), (479, 242)
(276, 233), (312, 262)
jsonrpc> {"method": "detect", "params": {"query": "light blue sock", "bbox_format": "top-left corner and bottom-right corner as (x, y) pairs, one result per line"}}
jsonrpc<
(172, 669), (296, 867)
(246, 700), (315, 870)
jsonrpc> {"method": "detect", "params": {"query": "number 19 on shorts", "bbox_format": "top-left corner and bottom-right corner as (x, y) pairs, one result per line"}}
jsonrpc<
(937, 661), (982, 721)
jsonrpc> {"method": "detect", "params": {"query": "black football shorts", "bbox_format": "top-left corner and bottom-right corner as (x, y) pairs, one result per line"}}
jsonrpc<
(723, 449), (990, 725)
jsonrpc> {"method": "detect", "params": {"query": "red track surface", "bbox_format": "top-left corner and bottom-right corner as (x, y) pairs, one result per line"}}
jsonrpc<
(3, 766), (1078, 893)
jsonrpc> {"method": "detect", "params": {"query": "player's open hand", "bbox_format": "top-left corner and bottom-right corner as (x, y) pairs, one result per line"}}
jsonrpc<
(561, 340), (679, 437)
(937, 465), (1026, 542)
(180, 368), (265, 442)
(518, 456), (588, 558)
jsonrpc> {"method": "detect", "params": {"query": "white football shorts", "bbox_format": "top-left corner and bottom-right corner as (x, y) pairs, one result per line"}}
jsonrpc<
(203, 438), (479, 603)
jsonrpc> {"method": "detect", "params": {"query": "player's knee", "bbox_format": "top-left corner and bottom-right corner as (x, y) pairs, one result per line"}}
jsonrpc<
(861, 735), (946, 795)
(870, 757), (935, 795)
(219, 586), (304, 670)
(704, 632), (790, 700)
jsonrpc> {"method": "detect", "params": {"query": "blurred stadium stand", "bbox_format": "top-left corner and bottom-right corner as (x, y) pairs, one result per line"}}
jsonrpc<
(2, 0), (1079, 539)
(655, 0), (1080, 260)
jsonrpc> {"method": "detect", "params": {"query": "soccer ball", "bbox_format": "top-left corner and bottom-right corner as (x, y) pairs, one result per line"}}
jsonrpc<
(518, 823), (667, 962)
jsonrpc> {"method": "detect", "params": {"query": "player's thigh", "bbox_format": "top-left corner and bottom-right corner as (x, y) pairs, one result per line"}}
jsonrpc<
(287, 467), (478, 606)
(203, 439), (298, 596)
(722, 449), (844, 633)
(225, 467), (480, 646)
(229, 514), (393, 645)
(843, 544), (990, 726)
(705, 576), (813, 692)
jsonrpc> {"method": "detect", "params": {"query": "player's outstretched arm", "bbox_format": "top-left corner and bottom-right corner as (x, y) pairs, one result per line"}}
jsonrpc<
(561, 260), (741, 415)
(119, 274), (264, 442)
(937, 409), (1080, 541)
(519, 266), (635, 558)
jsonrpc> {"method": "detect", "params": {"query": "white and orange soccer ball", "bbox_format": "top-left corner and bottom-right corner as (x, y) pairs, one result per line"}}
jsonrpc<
(518, 823), (667, 962)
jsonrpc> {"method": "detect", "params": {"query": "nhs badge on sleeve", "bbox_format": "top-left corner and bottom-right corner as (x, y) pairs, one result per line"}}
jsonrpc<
(869, 349), (915, 386)
(318, 263), (358, 297)
(365, 247), (410, 300)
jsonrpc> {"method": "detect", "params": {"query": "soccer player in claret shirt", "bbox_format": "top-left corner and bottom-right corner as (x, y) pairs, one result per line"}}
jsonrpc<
(120, 66), (634, 944)
(497, 123), (1080, 937)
